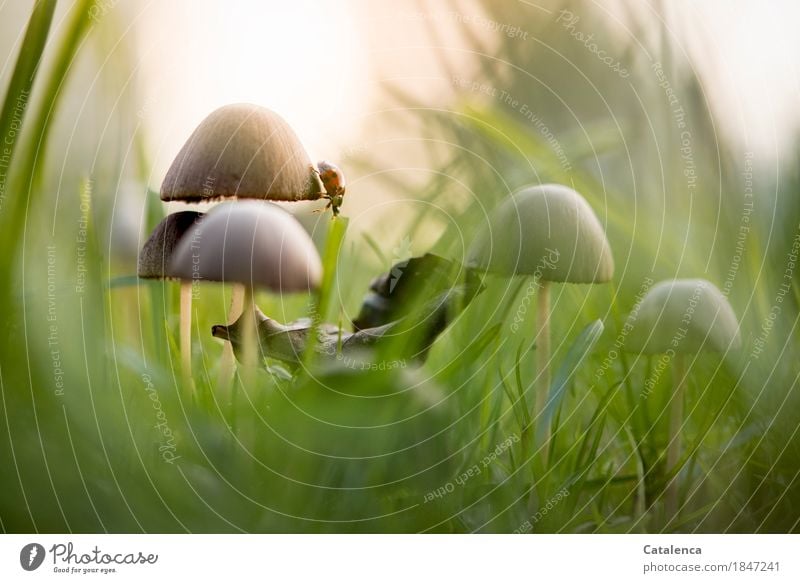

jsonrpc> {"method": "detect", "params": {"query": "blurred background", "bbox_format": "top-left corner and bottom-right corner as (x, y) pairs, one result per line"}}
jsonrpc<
(1, 0), (799, 533)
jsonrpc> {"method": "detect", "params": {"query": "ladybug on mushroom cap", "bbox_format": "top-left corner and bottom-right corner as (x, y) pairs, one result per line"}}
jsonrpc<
(316, 160), (346, 217)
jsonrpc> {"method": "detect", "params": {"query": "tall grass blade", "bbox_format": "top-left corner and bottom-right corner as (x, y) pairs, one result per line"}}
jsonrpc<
(536, 320), (604, 446)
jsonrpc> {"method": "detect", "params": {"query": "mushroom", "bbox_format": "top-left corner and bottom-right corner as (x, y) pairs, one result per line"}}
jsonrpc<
(138, 211), (204, 385)
(169, 201), (321, 381)
(160, 103), (325, 204)
(624, 278), (740, 516)
(467, 183), (614, 437)
(158, 103), (342, 380)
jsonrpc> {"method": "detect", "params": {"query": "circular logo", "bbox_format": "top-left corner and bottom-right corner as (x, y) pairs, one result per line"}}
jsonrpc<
(19, 543), (46, 571)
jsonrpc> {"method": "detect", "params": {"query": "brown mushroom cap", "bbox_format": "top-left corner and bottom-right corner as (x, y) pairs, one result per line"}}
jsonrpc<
(625, 279), (741, 354)
(160, 103), (325, 202)
(467, 184), (614, 284)
(138, 211), (204, 279)
(167, 201), (321, 292)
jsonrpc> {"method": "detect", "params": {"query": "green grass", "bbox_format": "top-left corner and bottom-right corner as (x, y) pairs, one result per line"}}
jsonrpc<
(0, 1), (799, 533)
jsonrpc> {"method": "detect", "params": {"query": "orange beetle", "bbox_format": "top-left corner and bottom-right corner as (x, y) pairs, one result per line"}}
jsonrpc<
(316, 160), (346, 217)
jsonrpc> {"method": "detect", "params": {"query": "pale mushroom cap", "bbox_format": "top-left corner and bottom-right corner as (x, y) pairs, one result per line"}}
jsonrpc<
(160, 103), (324, 202)
(625, 279), (741, 354)
(467, 184), (614, 283)
(167, 201), (322, 292)
(138, 211), (204, 279)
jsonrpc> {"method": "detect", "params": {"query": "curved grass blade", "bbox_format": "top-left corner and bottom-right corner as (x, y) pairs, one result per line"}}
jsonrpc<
(0, 1), (56, 206)
(302, 216), (348, 368)
(536, 319), (604, 446)
(439, 322), (501, 380)
(0, 0), (56, 290)
(2, 0), (98, 257)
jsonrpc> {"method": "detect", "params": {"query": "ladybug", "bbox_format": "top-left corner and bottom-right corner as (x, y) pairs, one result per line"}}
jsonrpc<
(316, 160), (346, 217)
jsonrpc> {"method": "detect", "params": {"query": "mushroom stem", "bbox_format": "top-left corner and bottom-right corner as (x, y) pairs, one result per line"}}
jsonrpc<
(535, 279), (552, 442)
(241, 286), (258, 379)
(179, 281), (193, 389)
(217, 283), (245, 390)
(665, 352), (687, 517)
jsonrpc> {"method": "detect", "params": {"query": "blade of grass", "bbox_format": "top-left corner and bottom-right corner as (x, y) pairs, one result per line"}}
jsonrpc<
(144, 187), (166, 362)
(0, 0), (56, 309)
(361, 232), (387, 265)
(573, 382), (619, 473)
(439, 323), (501, 380)
(0, 1), (56, 207)
(624, 423), (647, 524)
(536, 320), (604, 446)
(2, 0), (98, 261)
(302, 216), (348, 368)
(498, 366), (525, 431)
(513, 341), (531, 431)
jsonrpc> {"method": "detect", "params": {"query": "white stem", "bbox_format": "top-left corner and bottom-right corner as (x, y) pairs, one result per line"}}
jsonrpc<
(241, 287), (256, 368)
(239, 286), (260, 390)
(535, 280), (551, 442)
(217, 283), (245, 391)
(179, 281), (193, 390)
(665, 352), (687, 517)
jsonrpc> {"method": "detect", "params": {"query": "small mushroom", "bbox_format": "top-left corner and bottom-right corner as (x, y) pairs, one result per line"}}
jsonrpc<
(138, 211), (204, 385)
(169, 201), (321, 380)
(160, 103), (324, 203)
(468, 184), (614, 438)
(624, 278), (740, 516)
(138, 211), (205, 278)
(159, 103), (347, 216)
